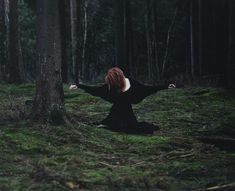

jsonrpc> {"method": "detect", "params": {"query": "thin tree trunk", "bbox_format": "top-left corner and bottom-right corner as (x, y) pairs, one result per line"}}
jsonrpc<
(161, 5), (178, 77)
(114, 0), (130, 76)
(115, 0), (124, 71)
(152, 0), (160, 84)
(124, 0), (131, 77)
(227, 0), (235, 89)
(60, 0), (68, 83)
(190, 0), (195, 79)
(70, 0), (79, 83)
(146, 0), (153, 81)
(81, 0), (88, 79)
(8, 0), (24, 83)
(198, 0), (203, 77)
(0, 0), (6, 81)
(32, 0), (65, 125)
(3, 0), (9, 80)
(126, 0), (134, 77)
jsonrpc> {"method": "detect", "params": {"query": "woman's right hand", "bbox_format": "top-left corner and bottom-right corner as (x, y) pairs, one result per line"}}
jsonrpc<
(69, 84), (78, 90)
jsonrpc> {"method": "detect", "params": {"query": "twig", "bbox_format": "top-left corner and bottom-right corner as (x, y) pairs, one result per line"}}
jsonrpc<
(179, 152), (195, 158)
(99, 162), (117, 168)
(200, 182), (235, 191)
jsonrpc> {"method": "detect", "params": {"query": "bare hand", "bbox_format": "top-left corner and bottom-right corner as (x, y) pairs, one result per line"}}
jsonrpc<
(69, 84), (78, 90)
(168, 84), (176, 89)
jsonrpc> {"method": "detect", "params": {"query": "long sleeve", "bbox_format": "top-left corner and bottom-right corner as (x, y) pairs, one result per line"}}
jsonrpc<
(139, 84), (168, 95)
(77, 84), (110, 101)
(130, 79), (168, 104)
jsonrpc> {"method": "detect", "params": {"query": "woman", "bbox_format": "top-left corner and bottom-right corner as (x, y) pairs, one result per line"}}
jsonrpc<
(69, 67), (176, 134)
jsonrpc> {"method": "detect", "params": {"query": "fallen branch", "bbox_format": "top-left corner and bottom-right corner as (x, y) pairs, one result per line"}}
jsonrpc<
(179, 152), (195, 158)
(203, 182), (235, 191)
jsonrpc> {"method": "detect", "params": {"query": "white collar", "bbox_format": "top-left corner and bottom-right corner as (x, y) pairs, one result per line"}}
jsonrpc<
(123, 78), (131, 92)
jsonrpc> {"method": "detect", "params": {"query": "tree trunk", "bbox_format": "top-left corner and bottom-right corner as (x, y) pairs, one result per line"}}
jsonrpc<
(152, 0), (160, 84)
(189, 0), (195, 80)
(60, 0), (68, 83)
(198, 0), (203, 77)
(0, 0), (6, 81)
(146, 0), (160, 84)
(161, 5), (178, 77)
(81, 0), (88, 80)
(126, 0), (134, 78)
(146, 0), (153, 81)
(124, 0), (132, 77)
(32, 0), (65, 125)
(227, 0), (235, 89)
(8, 0), (24, 83)
(114, 0), (130, 76)
(186, 0), (196, 81)
(70, 0), (79, 84)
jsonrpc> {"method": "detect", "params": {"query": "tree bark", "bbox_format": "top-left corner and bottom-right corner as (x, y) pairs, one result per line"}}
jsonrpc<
(198, 0), (203, 77)
(60, 0), (68, 83)
(146, 0), (160, 84)
(8, 0), (24, 83)
(0, 0), (6, 81)
(114, 0), (130, 76)
(70, 0), (79, 84)
(161, 5), (178, 77)
(125, 0), (134, 77)
(32, 0), (65, 125)
(227, 0), (235, 89)
(81, 0), (88, 80)
(189, 0), (195, 80)
(124, 0), (132, 77)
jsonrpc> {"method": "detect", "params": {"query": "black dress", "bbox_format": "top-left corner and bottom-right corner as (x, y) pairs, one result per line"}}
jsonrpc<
(78, 78), (168, 134)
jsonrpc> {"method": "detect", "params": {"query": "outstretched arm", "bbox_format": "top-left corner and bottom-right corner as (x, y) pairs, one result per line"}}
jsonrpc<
(69, 84), (109, 100)
(142, 83), (176, 94)
(131, 79), (176, 104)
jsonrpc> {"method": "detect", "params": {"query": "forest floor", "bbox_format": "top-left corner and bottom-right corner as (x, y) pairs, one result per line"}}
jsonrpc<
(0, 84), (235, 191)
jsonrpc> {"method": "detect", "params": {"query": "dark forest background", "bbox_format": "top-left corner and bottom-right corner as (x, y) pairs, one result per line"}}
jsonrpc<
(0, 0), (235, 123)
(1, 0), (234, 86)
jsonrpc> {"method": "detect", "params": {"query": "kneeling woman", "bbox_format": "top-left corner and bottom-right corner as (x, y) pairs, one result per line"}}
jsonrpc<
(69, 67), (175, 134)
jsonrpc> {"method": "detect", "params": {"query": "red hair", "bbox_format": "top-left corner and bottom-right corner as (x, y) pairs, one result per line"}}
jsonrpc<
(105, 67), (126, 92)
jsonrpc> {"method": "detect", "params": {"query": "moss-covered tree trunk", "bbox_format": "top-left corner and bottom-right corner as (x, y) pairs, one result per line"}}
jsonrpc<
(32, 0), (65, 125)
(8, 0), (24, 83)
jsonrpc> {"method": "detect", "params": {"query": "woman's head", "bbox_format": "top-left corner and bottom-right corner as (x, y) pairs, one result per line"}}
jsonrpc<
(105, 67), (125, 92)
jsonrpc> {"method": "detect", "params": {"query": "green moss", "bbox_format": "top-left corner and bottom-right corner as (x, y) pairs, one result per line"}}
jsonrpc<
(115, 135), (170, 145)
(82, 168), (115, 182)
(4, 131), (49, 152)
(0, 84), (235, 190)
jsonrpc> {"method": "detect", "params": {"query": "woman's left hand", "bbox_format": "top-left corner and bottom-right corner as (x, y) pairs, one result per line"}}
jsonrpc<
(168, 84), (176, 89)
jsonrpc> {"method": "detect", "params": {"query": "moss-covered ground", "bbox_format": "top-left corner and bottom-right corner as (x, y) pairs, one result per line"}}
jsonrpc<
(0, 84), (235, 191)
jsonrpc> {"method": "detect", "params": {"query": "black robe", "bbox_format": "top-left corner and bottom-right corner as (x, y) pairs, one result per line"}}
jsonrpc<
(78, 78), (168, 134)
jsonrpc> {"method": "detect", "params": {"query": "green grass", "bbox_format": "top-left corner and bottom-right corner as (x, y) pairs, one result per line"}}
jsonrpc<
(0, 84), (235, 190)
